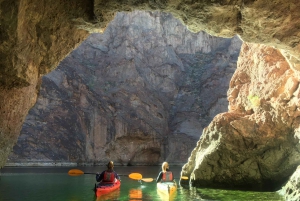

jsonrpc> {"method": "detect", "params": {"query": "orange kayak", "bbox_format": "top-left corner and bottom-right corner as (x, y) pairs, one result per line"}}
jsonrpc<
(94, 180), (121, 197)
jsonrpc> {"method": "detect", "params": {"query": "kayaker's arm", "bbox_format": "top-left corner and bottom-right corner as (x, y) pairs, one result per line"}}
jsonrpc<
(156, 171), (163, 183)
(114, 172), (120, 180)
(96, 171), (105, 182)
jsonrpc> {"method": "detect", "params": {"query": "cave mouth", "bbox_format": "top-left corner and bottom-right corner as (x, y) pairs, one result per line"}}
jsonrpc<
(8, 10), (242, 167)
(0, 1), (298, 199)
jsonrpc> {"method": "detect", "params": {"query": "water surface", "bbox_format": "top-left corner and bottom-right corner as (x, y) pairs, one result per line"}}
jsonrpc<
(0, 166), (284, 201)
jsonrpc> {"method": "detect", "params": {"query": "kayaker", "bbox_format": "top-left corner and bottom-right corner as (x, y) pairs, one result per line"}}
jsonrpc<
(96, 161), (120, 184)
(156, 161), (174, 183)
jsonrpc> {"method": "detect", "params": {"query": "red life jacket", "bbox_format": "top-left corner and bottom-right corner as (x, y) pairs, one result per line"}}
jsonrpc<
(162, 171), (173, 182)
(103, 171), (115, 183)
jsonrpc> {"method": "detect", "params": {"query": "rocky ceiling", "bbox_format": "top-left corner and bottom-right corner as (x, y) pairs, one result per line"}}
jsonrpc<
(0, 0), (300, 180)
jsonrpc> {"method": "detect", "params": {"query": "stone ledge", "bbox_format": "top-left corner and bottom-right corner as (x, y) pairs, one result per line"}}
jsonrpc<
(5, 162), (78, 167)
(5, 161), (185, 167)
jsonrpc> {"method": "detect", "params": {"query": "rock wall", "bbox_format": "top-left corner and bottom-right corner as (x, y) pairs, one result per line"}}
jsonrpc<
(1, 0), (300, 199)
(279, 166), (300, 201)
(181, 43), (300, 191)
(8, 11), (242, 166)
(0, 64), (39, 169)
(91, 0), (300, 71)
(0, 0), (92, 167)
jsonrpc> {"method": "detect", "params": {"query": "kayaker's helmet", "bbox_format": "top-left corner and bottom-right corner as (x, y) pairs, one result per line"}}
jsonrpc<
(107, 161), (114, 170)
(162, 162), (169, 172)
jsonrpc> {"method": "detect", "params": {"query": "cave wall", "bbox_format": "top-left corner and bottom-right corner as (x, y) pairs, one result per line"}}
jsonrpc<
(7, 11), (242, 166)
(91, 0), (300, 71)
(181, 43), (300, 191)
(0, 0), (93, 167)
(0, 0), (300, 197)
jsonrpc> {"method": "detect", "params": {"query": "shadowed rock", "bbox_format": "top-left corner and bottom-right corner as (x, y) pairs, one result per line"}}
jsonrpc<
(8, 11), (241, 166)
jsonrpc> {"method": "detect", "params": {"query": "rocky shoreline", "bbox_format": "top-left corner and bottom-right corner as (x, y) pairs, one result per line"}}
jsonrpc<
(4, 161), (186, 167)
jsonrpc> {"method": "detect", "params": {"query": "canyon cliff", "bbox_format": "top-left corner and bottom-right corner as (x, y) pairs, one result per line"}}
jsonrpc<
(181, 43), (300, 191)
(8, 11), (241, 166)
(1, 0), (300, 199)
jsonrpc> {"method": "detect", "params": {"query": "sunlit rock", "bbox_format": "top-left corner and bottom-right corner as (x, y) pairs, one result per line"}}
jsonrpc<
(279, 166), (300, 201)
(181, 43), (300, 191)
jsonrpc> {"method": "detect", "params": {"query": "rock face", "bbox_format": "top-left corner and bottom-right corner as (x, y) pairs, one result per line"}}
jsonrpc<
(92, 0), (300, 72)
(279, 166), (300, 201)
(0, 0), (92, 168)
(8, 11), (241, 165)
(181, 43), (300, 191)
(1, 0), (300, 199)
(0, 66), (39, 169)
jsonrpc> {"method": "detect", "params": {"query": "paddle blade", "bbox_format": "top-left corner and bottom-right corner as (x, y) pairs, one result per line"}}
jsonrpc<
(181, 176), (189, 180)
(141, 178), (154, 182)
(129, 173), (142, 180)
(68, 169), (84, 176)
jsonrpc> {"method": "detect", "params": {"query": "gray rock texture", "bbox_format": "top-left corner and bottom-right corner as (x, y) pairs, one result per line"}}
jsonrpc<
(1, 0), (300, 199)
(1, 1), (300, 170)
(8, 11), (242, 166)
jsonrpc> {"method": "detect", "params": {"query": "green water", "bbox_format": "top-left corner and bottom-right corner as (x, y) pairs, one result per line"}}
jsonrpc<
(0, 166), (284, 201)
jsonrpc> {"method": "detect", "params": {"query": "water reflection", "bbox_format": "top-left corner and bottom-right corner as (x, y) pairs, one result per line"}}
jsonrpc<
(129, 187), (157, 200)
(95, 189), (120, 201)
(177, 184), (210, 201)
(129, 188), (143, 200)
(0, 166), (285, 201)
(157, 189), (178, 201)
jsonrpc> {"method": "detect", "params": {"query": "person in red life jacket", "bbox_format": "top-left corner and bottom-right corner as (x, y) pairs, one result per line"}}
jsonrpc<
(156, 161), (174, 183)
(96, 161), (120, 184)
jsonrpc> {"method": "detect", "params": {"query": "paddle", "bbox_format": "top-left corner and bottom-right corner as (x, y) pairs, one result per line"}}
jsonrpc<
(128, 172), (154, 182)
(68, 169), (189, 181)
(129, 173), (189, 182)
(68, 169), (140, 178)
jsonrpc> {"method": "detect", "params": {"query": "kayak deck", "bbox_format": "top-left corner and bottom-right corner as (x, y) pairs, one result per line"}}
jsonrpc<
(94, 180), (121, 197)
(157, 181), (177, 196)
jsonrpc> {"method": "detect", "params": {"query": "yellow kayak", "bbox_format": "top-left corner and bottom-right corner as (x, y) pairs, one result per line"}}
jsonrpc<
(157, 181), (177, 199)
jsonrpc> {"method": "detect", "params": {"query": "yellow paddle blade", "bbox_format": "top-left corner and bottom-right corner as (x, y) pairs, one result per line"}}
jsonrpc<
(181, 176), (189, 180)
(141, 178), (154, 182)
(68, 169), (84, 176)
(129, 173), (143, 180)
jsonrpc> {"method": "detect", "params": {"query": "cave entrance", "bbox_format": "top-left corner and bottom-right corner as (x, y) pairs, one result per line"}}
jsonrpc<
(8, 11), (242, 167)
